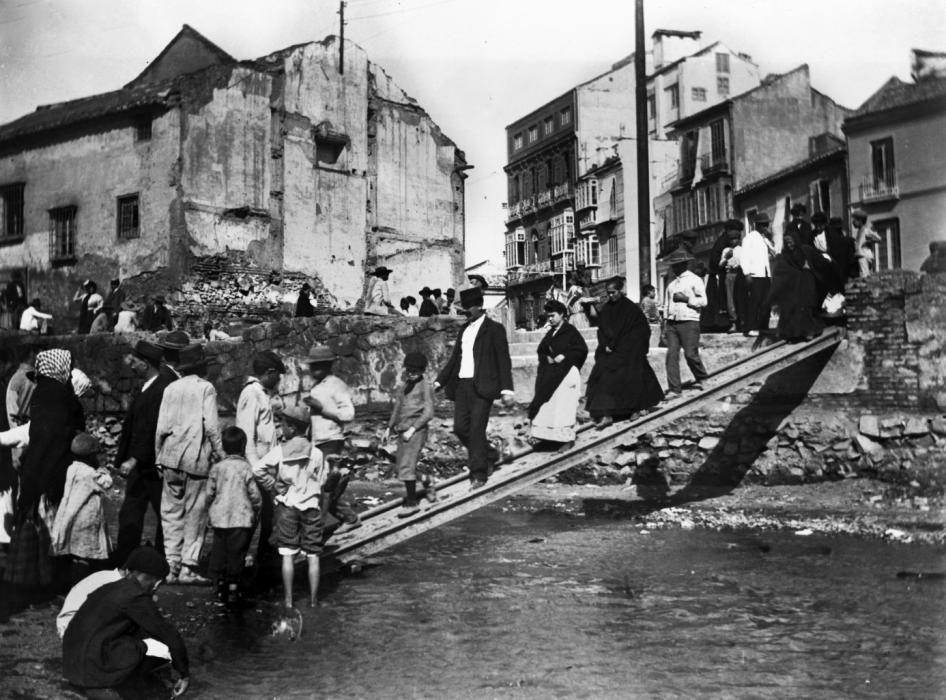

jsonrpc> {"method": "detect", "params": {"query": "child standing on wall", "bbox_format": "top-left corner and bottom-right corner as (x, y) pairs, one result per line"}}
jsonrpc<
(383, 352), (436, 518)
(206, 426), (262, 608)
(259, 406), (326, 609)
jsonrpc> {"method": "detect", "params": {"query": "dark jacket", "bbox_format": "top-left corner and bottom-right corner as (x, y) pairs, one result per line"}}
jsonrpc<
(62, 577), (189, 687)
(18, 375), (85, 516)
(140, 303), (172, 332)
(528, 322), (588, 419)
(436, 316), (513, 401)
(115, 366), (176, 474)
(418, 298), (437, 317)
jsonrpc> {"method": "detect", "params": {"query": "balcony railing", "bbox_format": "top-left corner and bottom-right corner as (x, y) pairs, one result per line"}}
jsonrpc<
(859, 176), (899, 203)
(553, 183), (572, 201)
(699, 151), (729, 173)
(578, 210), (597, 231)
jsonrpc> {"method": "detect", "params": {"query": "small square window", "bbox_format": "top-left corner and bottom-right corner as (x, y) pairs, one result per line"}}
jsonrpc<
(117, 194), (140, 240)
(717, 76), (730, 96)
(692, 87), (707, 102)
(544, 117), (554, 135)
(135, 119), (152, 142)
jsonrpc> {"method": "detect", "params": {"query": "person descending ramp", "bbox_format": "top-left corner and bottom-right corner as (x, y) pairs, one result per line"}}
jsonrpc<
(325, 328), (844, 566)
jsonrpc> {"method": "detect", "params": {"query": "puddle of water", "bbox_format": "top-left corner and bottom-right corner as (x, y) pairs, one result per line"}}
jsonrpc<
(192, 507), (946, 699)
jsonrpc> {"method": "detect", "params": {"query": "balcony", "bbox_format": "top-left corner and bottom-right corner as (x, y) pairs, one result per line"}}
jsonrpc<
(699, 151), (729, 174)
(859, 176), (899, 203)
(553, 183), (572, 201)
(578, 209), (597, 231)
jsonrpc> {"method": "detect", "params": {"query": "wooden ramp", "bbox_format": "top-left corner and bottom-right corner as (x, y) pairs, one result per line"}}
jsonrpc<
(326, 328), (843, 565)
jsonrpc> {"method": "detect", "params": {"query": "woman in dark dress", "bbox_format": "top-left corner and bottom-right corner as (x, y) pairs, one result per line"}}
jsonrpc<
(585, 280), (664, 428)
(528, 300), (588, 445)
(768, 232), (823, 342)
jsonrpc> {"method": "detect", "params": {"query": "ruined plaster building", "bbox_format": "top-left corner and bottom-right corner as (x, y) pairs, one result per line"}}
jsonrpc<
(0, 26), (468, 325)
(503, 29), (759, 327)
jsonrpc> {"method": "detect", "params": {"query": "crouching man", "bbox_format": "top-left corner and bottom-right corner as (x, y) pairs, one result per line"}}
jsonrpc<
(62, 547), (190, 699)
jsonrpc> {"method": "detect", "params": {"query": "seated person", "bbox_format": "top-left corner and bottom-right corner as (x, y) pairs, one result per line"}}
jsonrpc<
(62, 546), (190, 698)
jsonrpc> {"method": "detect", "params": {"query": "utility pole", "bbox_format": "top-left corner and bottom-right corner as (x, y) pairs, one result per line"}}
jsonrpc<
(634, 0), (650, 287)
(339, 1), (345, 74)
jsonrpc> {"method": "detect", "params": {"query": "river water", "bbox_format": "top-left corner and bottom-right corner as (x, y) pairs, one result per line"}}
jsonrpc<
(189, 504), (946, 699)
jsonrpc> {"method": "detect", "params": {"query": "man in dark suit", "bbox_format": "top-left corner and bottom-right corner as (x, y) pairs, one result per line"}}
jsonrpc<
(112, 340), (179, 565)
(434, 287), (514, 489)
(141, 295), (172, 332)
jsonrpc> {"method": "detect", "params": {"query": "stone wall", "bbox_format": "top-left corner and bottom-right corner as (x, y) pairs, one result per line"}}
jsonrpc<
(845, 271), (946, 410)
(0, 314), (462, 418)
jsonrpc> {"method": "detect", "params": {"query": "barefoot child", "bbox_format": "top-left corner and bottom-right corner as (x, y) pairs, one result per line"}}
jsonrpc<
(206, 427), (262, 608)
(260, 406), (325, 609)
(383, 351), (435, 518)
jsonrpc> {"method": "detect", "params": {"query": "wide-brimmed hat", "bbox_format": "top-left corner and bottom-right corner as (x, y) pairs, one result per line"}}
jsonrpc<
(125, 546), (170, 579)
(372, 266), (393, 276)
(666, 247), (694, 264)
(305, 344), (336, 364)
(403, 351), (428, 371)
(419, 286), (433, 296)
(279, 405), (311, 430)
(252, 350), (286, 375)
(790, 203), (807, 216)
(754, 212), (771, 225)
(459, 287), (484, 310)
(175, 343), (206, 372)
(467, 274), (488, 289)
(153, 295), (166, 304)
(157, 330), (190, 350)
(133, 339), (164, 364)
(71, 432), (101, 456)
(282, 436), (312, 462)
(811, 211), (827, 225)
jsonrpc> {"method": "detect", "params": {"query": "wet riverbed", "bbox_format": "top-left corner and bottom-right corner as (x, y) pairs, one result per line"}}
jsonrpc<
(181, 505), (946, 699)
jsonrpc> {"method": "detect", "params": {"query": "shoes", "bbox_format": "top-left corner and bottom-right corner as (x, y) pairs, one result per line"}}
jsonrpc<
(469, 479), (487, 491)
(421, 476), (438, 502)
(689, 382), (704, 391)
(335, 516), (362, 535)
(178, 567), (212, 586)
(397, 503), (420, 518)
(595, 416), (614, 430)
(165, 566), (181, 585)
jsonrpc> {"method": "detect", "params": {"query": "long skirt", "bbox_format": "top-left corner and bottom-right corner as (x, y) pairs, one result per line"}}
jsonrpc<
(531, 366), (581, 443)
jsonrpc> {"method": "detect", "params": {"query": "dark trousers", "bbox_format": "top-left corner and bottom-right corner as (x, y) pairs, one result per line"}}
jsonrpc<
(210, 527), (252, 583)
(746, 276), (772, 332)
(453, 379), (494, 483)
(114, 466), (164, 566)
(665, 320), (709, 393)
(318, 440), (359, 525)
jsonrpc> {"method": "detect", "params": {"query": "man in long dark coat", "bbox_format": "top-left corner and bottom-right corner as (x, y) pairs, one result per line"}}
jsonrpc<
(585, 279), (664, 428)
(112, 340), (177, 565)
(435, 287), (514, 489)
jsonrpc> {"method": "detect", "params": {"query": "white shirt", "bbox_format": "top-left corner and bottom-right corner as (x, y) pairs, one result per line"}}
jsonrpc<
(458, 314), (486, 379)
(665, 270), (707, 322)
(57, 569), (123, 638)
(113, 309), (137, 333)
(740, 229), (774, 278)
(19, 306), (52, 332)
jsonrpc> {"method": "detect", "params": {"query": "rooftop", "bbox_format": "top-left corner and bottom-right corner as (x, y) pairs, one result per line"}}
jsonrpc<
(849, 74), (946, 118)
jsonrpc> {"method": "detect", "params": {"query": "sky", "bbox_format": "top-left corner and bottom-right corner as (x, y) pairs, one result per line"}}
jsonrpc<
(1, 0), (944, 267)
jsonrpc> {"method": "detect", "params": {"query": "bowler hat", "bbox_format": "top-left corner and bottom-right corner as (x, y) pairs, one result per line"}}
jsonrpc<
(459, 287), (484, 310)
(175, 343), (207, 372)
(666, 247), (694, 264)
(153, 295), (166, 304)
(419, 286), (433, 296)
(811, 211), (827, 225)
(279, 405), (311, 430)
(157, 330), (190, 350)
(124, 546), (170, 579)
(305, 344), (336, 364)
(403, 351), (428, 371)
(133, 339), (164, 364)
(282, 436), (312, 462)
(754, 212), (770, 225)
(71, 432), (101, 456)
(253, 349), (286, 375)
(467, 274), (488, 289)
(372, 266), (393, 276)
(791, 203), (806, 216)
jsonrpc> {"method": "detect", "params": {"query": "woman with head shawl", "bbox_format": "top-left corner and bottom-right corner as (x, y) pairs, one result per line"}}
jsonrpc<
(528, 300), (588, 445)
(767, 231), (824, 342)
(16, 349), (86, 523)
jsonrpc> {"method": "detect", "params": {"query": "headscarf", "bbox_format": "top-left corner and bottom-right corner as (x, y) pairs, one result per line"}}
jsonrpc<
(70, 368), (92, 397)
(35, 349), (72, 384)
(781, 231), (808, 271)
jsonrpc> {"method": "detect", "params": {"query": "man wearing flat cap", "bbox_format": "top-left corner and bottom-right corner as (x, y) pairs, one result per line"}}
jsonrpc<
(435, 286), (514, 489)
(363, 266), (396, 315)
(786, 203), (813, 247)
(156, 343), (223, 585)
(237, 350), (286, 565)
(739, 212), (776, 337)
(113, 340), (178, 566)
(63, 546), (190, 698)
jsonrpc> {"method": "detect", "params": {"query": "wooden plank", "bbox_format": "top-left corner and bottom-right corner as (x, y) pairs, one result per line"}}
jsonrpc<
(326, 328), (843, 564)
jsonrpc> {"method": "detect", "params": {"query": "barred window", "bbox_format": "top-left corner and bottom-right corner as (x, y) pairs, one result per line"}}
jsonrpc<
(0, 182), (25, 241)
(49, 205), (77, 262)
(117, 194), (140, 239)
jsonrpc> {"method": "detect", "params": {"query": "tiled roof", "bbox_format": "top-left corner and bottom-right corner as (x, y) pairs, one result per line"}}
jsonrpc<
(734, 145), (846, 196)
(850, 75), (946, 118)
(0, 80), (176, 145)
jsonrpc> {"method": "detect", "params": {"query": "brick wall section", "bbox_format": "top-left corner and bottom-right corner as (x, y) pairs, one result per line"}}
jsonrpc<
(845, 271), (946, 410)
